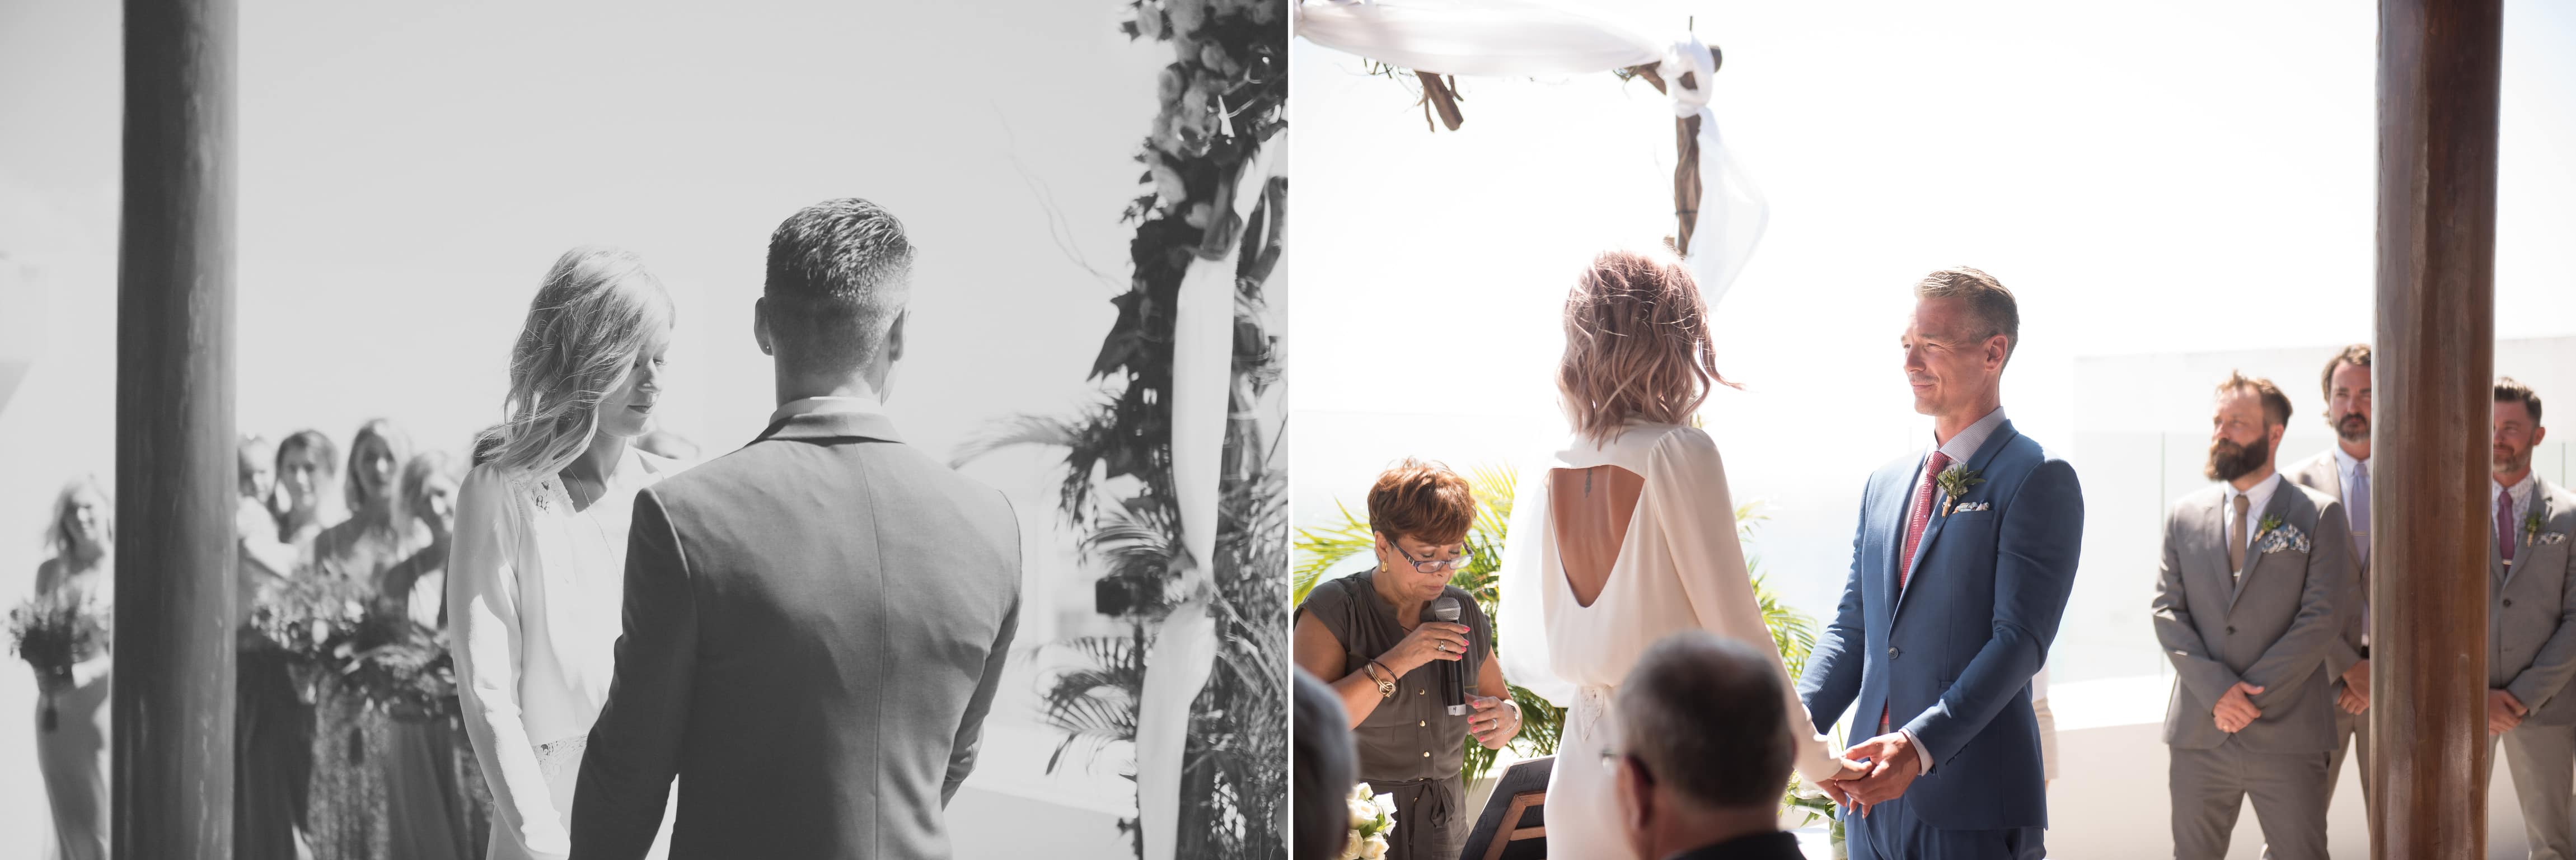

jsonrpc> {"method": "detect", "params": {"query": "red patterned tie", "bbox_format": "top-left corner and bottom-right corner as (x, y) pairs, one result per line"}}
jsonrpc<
(1884, 451), (1952, 733)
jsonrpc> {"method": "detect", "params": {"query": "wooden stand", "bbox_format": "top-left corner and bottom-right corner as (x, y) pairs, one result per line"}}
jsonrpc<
(1462, 755), (1556, 860)
(114, 1), (238, 857)
(2371, 0), (2502, 857)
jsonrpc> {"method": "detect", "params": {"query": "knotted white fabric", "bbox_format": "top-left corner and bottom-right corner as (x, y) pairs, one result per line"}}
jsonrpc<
(1293, 0), (1768, 305)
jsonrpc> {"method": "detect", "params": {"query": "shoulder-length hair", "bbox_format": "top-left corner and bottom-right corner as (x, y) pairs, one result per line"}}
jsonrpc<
(45, 475), (111, 560)
(472, 246), (672, 478)
(396, 450), (460, 530)
(1557, 249), (1737, 444)
(344, 418), (414, 514)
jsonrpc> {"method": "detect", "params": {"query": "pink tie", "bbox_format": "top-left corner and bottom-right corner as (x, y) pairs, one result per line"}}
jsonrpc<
(2501, 487), (2518, 564)
(1884, 451), (1953, 733)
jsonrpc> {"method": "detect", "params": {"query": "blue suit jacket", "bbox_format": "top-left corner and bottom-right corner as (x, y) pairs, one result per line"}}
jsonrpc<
(1796, 419), (2083, 831)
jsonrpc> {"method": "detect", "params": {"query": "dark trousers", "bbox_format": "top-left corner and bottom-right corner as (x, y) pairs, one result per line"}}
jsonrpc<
(1367, 777), (1463, 860)
(1846, 792), (2044, 860)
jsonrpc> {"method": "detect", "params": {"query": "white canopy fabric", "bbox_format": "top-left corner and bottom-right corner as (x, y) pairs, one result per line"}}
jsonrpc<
(1294, 0), (1768, 306)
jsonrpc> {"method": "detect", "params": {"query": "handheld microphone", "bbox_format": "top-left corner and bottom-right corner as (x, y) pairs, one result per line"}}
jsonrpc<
(1430, 597), (1468, 716)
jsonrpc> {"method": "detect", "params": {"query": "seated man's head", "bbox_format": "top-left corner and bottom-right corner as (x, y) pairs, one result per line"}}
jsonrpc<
(757, 198), (917, 397)
(1611, 631), (1792, 857)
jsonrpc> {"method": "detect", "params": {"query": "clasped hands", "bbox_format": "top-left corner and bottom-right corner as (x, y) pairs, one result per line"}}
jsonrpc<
(1816, 732), (1920, 817)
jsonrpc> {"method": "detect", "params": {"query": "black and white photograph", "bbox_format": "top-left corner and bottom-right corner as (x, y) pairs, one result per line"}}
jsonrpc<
(0, 2), (1286, 858)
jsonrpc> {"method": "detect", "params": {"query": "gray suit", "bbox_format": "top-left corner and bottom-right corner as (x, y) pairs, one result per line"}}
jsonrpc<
(2484, 479), (2576, 860)
(569, 408), (1024, 859)
(2153, 478), (2352, 860)
(2282, 450), (2370, 821)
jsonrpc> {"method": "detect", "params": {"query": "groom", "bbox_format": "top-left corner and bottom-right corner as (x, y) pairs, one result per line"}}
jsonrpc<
(569, 198), (1025, 859)
(1799, 268), (2083, 859)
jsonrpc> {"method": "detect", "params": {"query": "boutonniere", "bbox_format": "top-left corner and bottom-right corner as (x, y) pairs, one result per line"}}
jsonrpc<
(1936, 466), (1985, 517)
(2254, 517), (2312, 555)
(2527, 511), (2548, 544)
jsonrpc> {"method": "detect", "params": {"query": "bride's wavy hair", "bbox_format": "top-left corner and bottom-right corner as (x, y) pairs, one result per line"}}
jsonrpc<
(1557, 249), (1738, 445)
(472, 246), (672, 478)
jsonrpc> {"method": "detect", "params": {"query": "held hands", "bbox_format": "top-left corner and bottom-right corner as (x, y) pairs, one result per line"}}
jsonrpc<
(1385, 621), (1473, 675)
(2213, 682), (2265, 733)
(2339, 660), (2372, 714)
(2490, 690), (2530, 735)
(1467, 696), (1519, 749)
(1819, 732), (1921, 817)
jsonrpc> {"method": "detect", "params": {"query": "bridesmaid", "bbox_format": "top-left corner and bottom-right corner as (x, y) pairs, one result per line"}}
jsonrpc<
(452, 245), (682, 860)
(275, 428), (343, 551)
(31, 477), (113, 860)
(237, 434), (314, 858)
(380, 450), (484, 857)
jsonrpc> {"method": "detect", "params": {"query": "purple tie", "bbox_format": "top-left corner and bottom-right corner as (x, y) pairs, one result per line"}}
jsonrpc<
(2501, 487), (2518, 564)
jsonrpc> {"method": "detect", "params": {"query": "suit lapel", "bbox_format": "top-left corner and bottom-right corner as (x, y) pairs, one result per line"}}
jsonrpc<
(1891, 422), (2020, 625)
(2504, 488), (2551, 591)
(2226, 484), (2297, 613)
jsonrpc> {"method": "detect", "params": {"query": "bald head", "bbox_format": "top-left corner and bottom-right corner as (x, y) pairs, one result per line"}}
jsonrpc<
(1615, 631), (1793, 808)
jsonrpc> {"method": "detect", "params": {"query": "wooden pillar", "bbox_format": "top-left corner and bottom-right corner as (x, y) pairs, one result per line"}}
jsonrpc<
(2371, 0), (2501, 857)
(114, 0), (237, 857)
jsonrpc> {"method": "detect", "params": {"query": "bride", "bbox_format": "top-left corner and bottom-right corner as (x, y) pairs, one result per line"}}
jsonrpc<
(450, 246), (685, 860)
(1496, 249), (1862, 859)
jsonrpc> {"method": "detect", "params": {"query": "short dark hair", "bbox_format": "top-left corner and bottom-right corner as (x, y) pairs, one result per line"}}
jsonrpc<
(2498, 377), (2544, 425)
(2321, 343), (2371, 403)
(2218, 370), (2293, 428)
(1366, 459), (1476, 547)
(1292, 670), (1357, 860)
(1614, 631), (1792, 808)
(1914, 267), (2020, 366)
(765, 198), (916, 370)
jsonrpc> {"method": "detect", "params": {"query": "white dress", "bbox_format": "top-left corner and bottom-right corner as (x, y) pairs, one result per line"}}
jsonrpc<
(1496, 422), (1840, 860)
(449, 447), (680, 860)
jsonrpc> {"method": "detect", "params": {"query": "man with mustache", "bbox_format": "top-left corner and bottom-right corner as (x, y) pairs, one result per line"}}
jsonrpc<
(2282, 344), (2374, 833)
(2153, 372), (2352, 860)
(2483, 378), (2576, 860)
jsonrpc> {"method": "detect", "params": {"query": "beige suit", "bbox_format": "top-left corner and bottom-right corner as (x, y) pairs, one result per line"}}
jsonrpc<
(2283, 450), (2371, 827)
(2154, 478), (2352, 860)
(2484, 479), (2576, 860)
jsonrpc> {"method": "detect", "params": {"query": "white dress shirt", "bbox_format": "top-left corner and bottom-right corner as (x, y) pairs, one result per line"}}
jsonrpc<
(2219, 472), (2285, 561)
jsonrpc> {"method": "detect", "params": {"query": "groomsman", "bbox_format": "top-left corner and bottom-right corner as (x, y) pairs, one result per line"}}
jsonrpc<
(2282, 344), (2374, 822)
(2153, 372), (2352, 860)
(2484, 377), (2576, 860)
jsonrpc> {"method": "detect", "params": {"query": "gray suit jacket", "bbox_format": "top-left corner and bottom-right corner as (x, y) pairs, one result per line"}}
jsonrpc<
(569, 409), (1023, 860)
(2492, 479), (2576, 725)
(2284, 450), (2367, 681)
(2153, 478), (2353, 752)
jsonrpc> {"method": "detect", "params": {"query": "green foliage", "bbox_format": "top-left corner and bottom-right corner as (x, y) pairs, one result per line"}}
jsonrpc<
(1291, 464), (1820, 791)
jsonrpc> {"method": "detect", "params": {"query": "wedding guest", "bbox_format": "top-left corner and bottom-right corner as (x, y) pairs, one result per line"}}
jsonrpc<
(1501, 250), (1856, 860)
(1797, 267), (2080, 859)
(31, 476), (113, 860)
(237, 434), (315, 860)
(452, 245), (683, 860)
(1608, 632), (1809, 860)
(2484, 377), (2576, 860)
(2153, 372), (2349, 860)
(2283, 344), (2374, 832)
(1293, 669), (1359, 860)
(382, 450), (462, 628)
(1295, 459), (1520, 860)
(276, 428), (344, 553)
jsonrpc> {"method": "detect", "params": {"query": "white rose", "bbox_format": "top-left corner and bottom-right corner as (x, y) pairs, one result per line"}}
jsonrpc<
(1337, 832), (1363, 860)
(1168, 0), (1208, 34)
(1135, 2), (1167, 39)
(1362, 834), (1390, 860)
(1348, 798), (1375, 829)
(1158, 65), (1189, 106)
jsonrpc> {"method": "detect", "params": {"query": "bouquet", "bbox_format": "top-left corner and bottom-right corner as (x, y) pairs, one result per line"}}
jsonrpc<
(9, 590), (111, 730)
(243, 574), (372, 691)
(1343, 782), (1395, 860)
(341, 619), (460, 723)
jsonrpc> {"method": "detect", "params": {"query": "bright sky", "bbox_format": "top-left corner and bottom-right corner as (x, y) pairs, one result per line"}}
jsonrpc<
(1290, 0), (2576, 646)
(0, 2), (1171, 852)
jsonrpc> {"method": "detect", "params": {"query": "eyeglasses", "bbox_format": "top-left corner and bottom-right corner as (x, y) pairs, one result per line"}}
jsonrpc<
(1384, 538), (1472, 573)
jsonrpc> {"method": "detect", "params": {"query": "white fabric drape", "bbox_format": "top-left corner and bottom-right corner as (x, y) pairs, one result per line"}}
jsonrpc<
(1136, 137), (1284, 860)
(1294, 0), (1767, 305)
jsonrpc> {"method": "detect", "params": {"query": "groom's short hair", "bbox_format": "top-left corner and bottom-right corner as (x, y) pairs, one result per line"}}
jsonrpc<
(766, 198), (916, 368)
(1914, 267), (2019, 366)
(1615, 631), (1791, 809)
(2217, 371), (2293, 428)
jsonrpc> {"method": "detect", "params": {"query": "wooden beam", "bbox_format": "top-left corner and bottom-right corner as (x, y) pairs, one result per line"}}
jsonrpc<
(2371, 0), (2502, 857)
(114, 0), (237, 857)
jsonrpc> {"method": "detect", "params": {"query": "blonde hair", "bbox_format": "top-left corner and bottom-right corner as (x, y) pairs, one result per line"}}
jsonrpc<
(1558, 249), (1737, 444)
(45, 475), (111, 560)
(396, 450), (461, 531)
(474, 246), (673, 478)
(344, 418), (414, 515)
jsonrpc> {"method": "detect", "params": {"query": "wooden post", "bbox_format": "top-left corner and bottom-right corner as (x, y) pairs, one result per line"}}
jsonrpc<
(114, 0), (237, 857)
(2371, 0), (2500, 857)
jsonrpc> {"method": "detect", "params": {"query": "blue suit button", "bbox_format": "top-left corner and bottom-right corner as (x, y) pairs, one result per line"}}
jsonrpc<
(1887, 647), (1900, 659)
(2227, 626), (2236, 634)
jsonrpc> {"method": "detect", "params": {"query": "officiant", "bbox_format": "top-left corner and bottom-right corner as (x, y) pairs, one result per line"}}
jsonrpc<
(1294, 459), (1521, 860)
